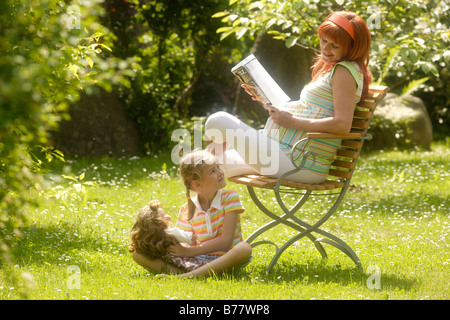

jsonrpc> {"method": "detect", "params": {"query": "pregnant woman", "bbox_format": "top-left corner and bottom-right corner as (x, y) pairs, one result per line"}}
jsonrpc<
(205, 11), (372, 184)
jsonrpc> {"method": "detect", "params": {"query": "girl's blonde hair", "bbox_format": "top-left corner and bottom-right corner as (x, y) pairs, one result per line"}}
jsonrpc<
(178, 149), (216, 220)
(129, 200), (178, 259)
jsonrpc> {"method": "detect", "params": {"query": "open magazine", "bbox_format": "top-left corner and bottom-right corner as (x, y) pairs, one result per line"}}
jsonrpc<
(231, 54), (290, 108)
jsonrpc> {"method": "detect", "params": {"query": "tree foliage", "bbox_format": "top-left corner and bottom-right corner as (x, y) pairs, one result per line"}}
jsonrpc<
(0, 0), (127, 293)
(213, 0), (449, 134)
(102, 0), (246, 152)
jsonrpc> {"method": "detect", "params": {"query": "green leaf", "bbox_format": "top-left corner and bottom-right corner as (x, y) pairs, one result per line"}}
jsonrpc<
(267, 30), (282, 36)
(62, 175), (78, 182)
(249, 2), (264, 10)
(86, 56), (94, 68)
(97, 43), (112, 52)
(400, 47), (418, 63)
(414, 37), (426, 49)
(418, 62), (439, 77)
(401, 77), (429, 97)
(235, 27), (248, 40)
(285, 36), (298, 48)
(219, 28), (236, 41)
(265, 18), (277, 30)
(216, 26), (232, 34)
(73, 183), (83, 193)
(228, 14), (238, 22)
(52, 150), (65, 162)
(211, 11), (230, 18)
(232, 19), (241, 27)
(443, 50), (450, 63)
(92, 32), (104, 42)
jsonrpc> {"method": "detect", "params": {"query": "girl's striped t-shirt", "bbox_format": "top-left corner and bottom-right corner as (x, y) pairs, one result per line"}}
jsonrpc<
(176, 189), (245, 256)
(263, 61), (363, 176)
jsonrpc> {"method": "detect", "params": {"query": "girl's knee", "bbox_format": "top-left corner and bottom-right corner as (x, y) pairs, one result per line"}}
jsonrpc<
(234, 241), (252, 260)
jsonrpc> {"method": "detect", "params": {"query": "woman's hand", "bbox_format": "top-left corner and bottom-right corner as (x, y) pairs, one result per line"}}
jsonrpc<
(241, 84), (259, 101)
(241, 84), (268, 109)
(267, 104), (296, 128)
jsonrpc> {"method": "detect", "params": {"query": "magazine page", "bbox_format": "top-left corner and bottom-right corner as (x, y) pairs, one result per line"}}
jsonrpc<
(232, 54), (290, 107)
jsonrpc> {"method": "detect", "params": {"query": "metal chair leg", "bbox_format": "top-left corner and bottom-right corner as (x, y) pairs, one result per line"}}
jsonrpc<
(246, 181), (362, 272)
(245, 186), (328, 266)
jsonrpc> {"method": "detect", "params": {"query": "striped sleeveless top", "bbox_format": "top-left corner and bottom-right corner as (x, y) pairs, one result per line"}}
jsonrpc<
(263, 61), (363, 177)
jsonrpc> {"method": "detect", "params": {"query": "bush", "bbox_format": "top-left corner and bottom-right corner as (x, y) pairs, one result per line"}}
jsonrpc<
(102, 0), (251, 152)
(0, 0), (122, 294)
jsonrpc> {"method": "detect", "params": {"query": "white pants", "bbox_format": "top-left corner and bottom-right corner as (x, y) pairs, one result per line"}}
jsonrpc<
(204, 111), (325, 184)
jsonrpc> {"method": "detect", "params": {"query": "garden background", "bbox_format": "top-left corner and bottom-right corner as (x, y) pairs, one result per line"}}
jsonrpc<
(0, 0), (448, 300)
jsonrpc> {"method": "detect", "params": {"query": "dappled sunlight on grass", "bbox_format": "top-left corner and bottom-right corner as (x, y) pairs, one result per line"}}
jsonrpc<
(1, 143), (448, 299)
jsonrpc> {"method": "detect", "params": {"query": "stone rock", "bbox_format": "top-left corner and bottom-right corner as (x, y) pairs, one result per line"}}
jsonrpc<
(52, 87), (141, 156)
(367, 93), (433, 150)
(233, 33), (316, 125)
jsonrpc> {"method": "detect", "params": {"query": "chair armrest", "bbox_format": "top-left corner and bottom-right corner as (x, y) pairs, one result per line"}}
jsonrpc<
(289, 138), (316, 171)
(306, 132), (364, 139)
(307, 132), (373, 140)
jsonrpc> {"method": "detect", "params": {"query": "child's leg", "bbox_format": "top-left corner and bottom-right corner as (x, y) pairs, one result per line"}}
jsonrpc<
(174, 241), (252, 279)
(132, 251), (182, 274)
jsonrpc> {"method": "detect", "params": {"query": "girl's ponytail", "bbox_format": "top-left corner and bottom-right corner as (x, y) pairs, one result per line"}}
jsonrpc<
(186, 188), (196, 221)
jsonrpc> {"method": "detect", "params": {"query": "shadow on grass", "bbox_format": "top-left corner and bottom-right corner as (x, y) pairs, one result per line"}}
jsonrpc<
(11, 222), (127, 268)
(230, 258), (418, 292)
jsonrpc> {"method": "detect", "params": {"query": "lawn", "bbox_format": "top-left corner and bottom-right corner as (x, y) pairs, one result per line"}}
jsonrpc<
(1, 142), (449, 300)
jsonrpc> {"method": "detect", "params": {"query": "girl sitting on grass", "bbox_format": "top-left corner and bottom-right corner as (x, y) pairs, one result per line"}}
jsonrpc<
(130, 149), (252, 278)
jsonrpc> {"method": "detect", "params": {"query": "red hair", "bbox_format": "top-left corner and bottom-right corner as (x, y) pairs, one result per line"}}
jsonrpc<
(311, 11), (372, 100)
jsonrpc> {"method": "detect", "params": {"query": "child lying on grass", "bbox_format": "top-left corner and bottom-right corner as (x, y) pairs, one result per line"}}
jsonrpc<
(129, 199), (210, 272)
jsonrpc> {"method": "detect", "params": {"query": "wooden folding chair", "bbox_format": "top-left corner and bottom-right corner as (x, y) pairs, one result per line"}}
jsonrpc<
(229, 85), (390, 272)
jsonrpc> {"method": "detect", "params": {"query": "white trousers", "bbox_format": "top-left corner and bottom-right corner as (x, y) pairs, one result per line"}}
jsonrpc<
(204, 111), (325, 184)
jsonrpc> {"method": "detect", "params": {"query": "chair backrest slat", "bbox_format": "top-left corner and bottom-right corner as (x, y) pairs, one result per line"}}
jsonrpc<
(357, 100), (377, 110)
(332, 159), (356, 170)
(351, 119), (369, 130)
(329, 85), (390, 184)
(336, 149), (359, 159)
(328, 169), (352, 179)
(341, 140), (362, 149)
(353, 110), (372, 120)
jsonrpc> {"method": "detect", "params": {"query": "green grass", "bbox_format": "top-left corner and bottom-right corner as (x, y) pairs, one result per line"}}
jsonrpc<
(1, 142), (449, 300)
